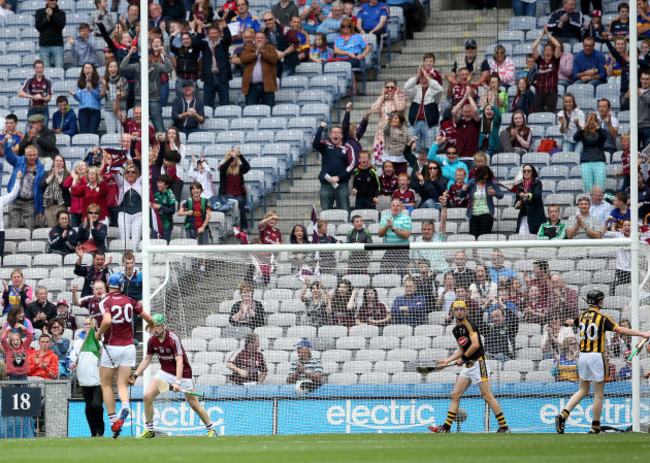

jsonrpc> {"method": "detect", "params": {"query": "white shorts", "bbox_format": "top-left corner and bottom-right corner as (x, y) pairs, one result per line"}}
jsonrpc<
(100, 345), (137, 368)
(459, 356), (490, 385)
(154, 370), (195, 392)
(578, 352), (608, 382)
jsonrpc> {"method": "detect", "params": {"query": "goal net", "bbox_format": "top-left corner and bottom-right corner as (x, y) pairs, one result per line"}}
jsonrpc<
(86, 240), (650, 437)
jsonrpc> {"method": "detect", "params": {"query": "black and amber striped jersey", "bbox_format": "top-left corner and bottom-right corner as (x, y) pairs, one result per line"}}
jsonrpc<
(452, 318), (485, 361)
(573, 309), (619, 353)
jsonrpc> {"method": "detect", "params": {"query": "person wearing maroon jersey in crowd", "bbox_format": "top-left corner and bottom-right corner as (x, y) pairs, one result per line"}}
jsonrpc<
(378, 160), (398, 196)
(74, 248), (111, 297)
(128, 314), (216, 438)
(112, 101), (159, 156)
(258, 210), (282, 244)
(391, 172), (417, 213)
(227, 332), (268, 384)
(72, 280), (106, 328)
(447, 68), (478, 107)
(96, 273), (154, 438)
(532, 25), (562, 113)
(451, 87), (480, 158)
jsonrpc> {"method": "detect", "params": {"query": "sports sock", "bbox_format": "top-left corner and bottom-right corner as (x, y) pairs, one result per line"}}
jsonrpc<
(495, 412), (507, 428)
(146, 420), (154, 432)
(561, 409), (569, 420)
(443, 411), (457, 430)
(108, 413), (117, 424)
(591, 420), (601, 430)
(206, 422), (214, 432)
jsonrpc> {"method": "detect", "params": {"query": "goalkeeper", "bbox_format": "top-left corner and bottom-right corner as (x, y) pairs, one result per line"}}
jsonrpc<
(128, 314), (216, 438)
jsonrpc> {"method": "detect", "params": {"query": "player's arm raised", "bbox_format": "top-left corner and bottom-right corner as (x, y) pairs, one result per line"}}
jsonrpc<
(129, 354), (153, 384)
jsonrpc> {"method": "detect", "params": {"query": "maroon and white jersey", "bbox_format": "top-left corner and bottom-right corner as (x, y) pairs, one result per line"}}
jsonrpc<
(228, 348), (268, 385)
(78, 295), (104, 327)
(439, 120), (458, 147)
(392, 188), (417, 205)
(147, 329), (192, 378)
(258, 224), (282, 244)
(451, 83), (478, 105)
(99, 293), (142, 346)
(21, 75), (52, 108)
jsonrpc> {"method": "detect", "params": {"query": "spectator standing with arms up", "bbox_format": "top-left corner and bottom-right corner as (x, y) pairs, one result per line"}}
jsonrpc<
(6, 145), (45, 231)
(240, 31), (279, 107)
(405, 66), (443, 153)
(532, 26), (562, 113)
(314, 121), (354, 211)
(35, 0), (66, 69)
(371, 79), (406, 155)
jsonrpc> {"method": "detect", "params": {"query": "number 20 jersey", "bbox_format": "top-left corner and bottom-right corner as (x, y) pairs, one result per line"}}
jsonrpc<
(573, 309), (619, 353)
(99, 293), (142, 346)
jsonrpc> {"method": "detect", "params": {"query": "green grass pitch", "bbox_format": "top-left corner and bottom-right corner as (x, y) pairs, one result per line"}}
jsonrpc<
(2, 434), (650, 462)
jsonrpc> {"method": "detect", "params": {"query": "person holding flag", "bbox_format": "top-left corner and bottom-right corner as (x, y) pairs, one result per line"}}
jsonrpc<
(68, 316), (104, 437)
(128, 314), (217, 438)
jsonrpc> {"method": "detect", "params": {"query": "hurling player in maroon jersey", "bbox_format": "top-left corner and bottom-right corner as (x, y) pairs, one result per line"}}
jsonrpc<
(96, 273), (154, 438)
(428, 301), (510, 433)
(129, 314), (216, 438)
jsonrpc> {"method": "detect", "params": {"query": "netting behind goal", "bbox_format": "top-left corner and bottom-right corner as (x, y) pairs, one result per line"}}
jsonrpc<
(119, 243), (650, 436)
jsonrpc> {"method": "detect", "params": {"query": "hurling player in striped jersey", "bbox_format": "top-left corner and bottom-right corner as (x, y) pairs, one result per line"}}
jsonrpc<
(129, 314), (216, 438)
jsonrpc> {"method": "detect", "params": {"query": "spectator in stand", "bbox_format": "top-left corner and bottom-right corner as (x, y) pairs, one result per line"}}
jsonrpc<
(101, 60), (128, 134)
(483, 306), (517, 362)
(411, 260), (437, 312)
(479, 73), (507, 114)
(610, 319), (632, 359)
(450, 250), (476, 290)
(67, 316), (104, 437)
(41, 154), (71, 227)
(189, 0), (214, 32)
(512, 77), (534, 116)
(355, 285), (390, 326)
(286, 339), (324, 391)
(0, 115), (23, 187)
(351, 150), (379, 209)
(512, 0), (536, 16)
(226, 333), (267, 384)
(299, 278), (332, 326)
(172, 80), (205, 137)
(170, 33), (202, 97)
(188, 153), (215, 200)
(25, 287), (56, 331)
(605, 192), (630, 231)
(604, 2), (629, 39)
(582, 10), (605, 42)
(538, 203), (566, 240)
(551, 337), (579, 382)
(487, 45), (516, 89)
(478, 105), (501, 156)
(444, 168), (470, 209)
(427, 139), (468, 189)
(90, 0), (115, 37)
(416, 160), (446, 210)
(230, 0), (262, 44)
(76, 203), (108, 252)
(355, 0), (389, 42)
(113, 100), (159, 155)
(121, 3), (140, 36)
(298, 0), (330, 34)
(624, 70), (650, 147)
(446, 67), (480, 115)
(557, 39), (573, 91)
(547, 0), (584, 46)
(152, 174), (176, 243)
(229, 282), (266, 329)
(317, 1), (345, 43)
(391, 277), (427, 327)
(514, 164), (545, 235)
(542, 316), (575, 358)
(2, 306), (34, 341)
(378, 198), (412, 273)
(18, 60), (53, 128)
(346, 215), (371, 273)
(411, 215), (449, 274)
(328, 280), (355, 327)
(334, 19), (371, 94)
(71, 166), (112, 223)
(314, 219), (339, 272)
(572, 36), (606, 88)
(405, 66), (443, 153)
(485, 249), (517, 286)
(532, 26), (562, 113)
(162, 0), (186, 21)
(114, 162), (142, 243)
(378, 160), (398, 197)
(64, 162), (87, 227)
(498, 110), (532, 154)
(1, 323), (32, 381)
(566, 195), (603, 239)
(16, 114), (58, 160)
(178, 181), (211, 245)
(523, 285), (551, 325)
(370, 79), (407, 151)
(47, 210), (77, 255)
(469, 265), (498, 307)
(574, 112), (607, 192)
(35, 0), (66, 69)
(290, 16), (310, 61)
(46, 318), (69, 366)
(219, 147), (250, 230)
(308, 31), (333, 63)
(73, 249), (111, 297)
(459, 165), (504, 239)
(451, 89), (480, 158)
(288, 224), (312, 274)
(382, 113), (410, 175)
(241, 31), (279, 107)
(557, 93), (585, 154)
(28, 334), (59, 380)
(314, 121), (354, 212)
(549, 273), (579, 320)
(596, 98), (619, 156)
(392, 172), (417, 213)
(273, 0), (299, 26)
(604, 219), (633, 295)
(449, 39), (489, 87)
(51, 95), (78, 137)
(436, 273), (456, 315)
(342, 102), (369, 165)
(67, 23), (100, 67)
(6, 145), (45, 230)
(70, 64), (103, 135)
(263, 11), (300, 78)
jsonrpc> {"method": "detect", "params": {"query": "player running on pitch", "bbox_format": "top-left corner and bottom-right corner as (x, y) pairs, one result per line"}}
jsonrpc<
(129, 314), (217, 438)
(555, 290), (650, 434)
(428, 301), (510, 433)
(97, 273), (154, 438)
